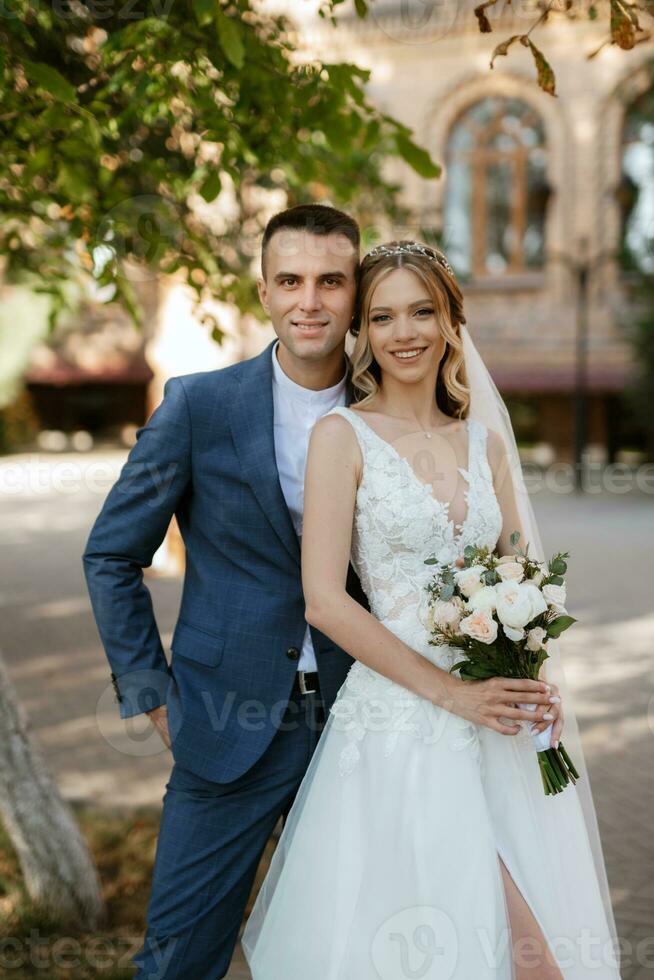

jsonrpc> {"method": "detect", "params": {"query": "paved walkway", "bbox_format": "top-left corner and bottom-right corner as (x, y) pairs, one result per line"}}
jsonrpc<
(1, 450), (652, 978)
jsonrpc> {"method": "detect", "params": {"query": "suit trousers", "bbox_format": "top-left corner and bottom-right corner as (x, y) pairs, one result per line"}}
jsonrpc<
(133, 685), (326, 980)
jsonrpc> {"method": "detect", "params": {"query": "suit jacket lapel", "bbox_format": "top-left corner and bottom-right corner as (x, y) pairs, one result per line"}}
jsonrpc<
(229, 341), (357, 565)
(229, 340), (301, 564)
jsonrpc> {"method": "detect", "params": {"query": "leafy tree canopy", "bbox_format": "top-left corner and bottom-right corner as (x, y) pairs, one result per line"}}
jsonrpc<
(0, 0), (439, 331)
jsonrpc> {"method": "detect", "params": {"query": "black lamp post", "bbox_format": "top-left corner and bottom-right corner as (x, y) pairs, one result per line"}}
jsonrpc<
(547, 241), (615, 492)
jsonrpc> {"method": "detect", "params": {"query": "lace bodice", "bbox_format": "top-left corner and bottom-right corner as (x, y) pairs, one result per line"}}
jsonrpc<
(322, 407), (506, 776)
(326, 406), (503, 639)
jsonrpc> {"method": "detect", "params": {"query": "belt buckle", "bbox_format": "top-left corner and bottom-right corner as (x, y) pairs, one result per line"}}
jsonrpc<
(297, 670), (316, 695)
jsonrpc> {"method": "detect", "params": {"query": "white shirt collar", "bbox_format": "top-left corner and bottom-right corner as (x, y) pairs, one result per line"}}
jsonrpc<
(271, 340), (348, 406)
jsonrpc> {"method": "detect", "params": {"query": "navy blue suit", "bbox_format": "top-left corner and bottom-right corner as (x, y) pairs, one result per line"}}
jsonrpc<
(82, 339), (368, 977)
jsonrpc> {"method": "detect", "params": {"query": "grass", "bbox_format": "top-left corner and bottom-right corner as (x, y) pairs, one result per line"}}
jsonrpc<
(0, 804), (162, 979)
(0, 803), (275, 978)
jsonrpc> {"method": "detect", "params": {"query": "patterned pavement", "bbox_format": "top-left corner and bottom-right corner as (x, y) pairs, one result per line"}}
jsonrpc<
(0, 451), (652, 978)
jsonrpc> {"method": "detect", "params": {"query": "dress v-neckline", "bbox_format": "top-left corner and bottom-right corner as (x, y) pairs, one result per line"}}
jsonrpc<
(344, 408), (474, 538)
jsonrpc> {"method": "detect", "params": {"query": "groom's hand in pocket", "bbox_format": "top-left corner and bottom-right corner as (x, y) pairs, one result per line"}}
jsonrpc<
(146, 704), (172, 750)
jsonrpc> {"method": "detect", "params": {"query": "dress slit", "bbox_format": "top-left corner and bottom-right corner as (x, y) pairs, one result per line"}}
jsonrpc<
(495, 844), (562, 979)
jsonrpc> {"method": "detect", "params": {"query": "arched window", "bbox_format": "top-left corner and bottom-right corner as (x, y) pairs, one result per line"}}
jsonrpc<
(444, 97), (549, 278)
(617, 86), (654, 275)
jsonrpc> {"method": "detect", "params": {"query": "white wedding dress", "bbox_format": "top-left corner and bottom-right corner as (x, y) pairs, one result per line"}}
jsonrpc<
(242, 407), (620, 980)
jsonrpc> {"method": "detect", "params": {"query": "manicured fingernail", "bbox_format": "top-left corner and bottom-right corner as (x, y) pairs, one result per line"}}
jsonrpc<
(543, 684), (551, 691)
(554, 740), (559, 749)
(548, 696), (561, 703)
(543, 712), (554, 720)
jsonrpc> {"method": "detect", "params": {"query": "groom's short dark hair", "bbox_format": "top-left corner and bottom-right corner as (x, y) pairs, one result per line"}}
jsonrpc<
(261, 203), (360, 277)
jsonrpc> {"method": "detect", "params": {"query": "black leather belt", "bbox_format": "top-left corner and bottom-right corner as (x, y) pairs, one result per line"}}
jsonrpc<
(292, 670), (320, 695)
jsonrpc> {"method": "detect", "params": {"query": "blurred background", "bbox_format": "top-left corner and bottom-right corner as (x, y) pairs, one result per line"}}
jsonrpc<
(1, 1), (653, 977)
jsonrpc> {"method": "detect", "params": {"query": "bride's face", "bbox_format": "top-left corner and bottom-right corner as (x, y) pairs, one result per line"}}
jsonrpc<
(366, 267), (446, 381)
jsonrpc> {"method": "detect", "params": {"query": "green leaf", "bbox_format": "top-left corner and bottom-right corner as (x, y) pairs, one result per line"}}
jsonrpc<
(510, 530), (521, 547)
(354, 0), (368, 16)
(199, 170), (222, 202)
(424, 557), (438, 565)
(216, 9), (245, 69)
(21, 60), (78, 104)
(192, 0), (214, 26)
(394, 132), (440, 179)
(551, 558), (567, 575)
(546, 615), (577, 638)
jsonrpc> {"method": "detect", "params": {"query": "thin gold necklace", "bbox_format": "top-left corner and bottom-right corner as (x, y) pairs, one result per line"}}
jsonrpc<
(383, 412), (458, 440)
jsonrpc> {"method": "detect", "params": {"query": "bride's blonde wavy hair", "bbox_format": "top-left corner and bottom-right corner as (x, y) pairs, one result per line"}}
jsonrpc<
(350, 241), (470, 419)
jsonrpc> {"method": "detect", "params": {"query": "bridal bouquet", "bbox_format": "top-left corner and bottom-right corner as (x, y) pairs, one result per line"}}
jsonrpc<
(422, 532), (580, 796)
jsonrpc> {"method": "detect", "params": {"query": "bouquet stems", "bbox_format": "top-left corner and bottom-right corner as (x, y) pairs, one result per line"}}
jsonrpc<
(518, 701), (580, 795)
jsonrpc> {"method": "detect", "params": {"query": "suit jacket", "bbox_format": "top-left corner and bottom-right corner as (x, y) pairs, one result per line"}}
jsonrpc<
(82, 339), (369, 783)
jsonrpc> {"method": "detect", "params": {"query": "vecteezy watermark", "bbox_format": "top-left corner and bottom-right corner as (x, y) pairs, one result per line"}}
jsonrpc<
(95, 681), (332, 758)
(0, 0), (176, 22)
(94, 194), (184, 283)
(368, 0), (460, 45)
(371, 906), (458, 979)
(0, 455), (182, 502)
(0, 932), (147, 972)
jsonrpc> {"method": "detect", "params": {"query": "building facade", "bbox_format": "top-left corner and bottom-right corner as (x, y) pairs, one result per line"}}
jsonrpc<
(297, 0), (654, 460)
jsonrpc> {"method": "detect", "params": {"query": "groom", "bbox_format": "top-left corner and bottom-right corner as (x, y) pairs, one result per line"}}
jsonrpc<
(82, 204), (368, 978)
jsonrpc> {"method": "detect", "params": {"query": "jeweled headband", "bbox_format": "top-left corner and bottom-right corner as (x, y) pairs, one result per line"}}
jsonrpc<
(364, 241), (455, 278)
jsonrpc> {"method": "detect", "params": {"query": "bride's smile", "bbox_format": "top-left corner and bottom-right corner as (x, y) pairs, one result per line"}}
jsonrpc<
(367, 266), (446, 384)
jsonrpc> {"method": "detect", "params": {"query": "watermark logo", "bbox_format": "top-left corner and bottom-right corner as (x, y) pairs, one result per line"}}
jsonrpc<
(371, 906), (458, 978)
(369, 0), (460, 45)
(94, 194), (183, 283)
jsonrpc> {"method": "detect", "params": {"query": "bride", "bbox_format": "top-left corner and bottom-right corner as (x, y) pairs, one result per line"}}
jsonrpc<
(242, 241), (621, 979)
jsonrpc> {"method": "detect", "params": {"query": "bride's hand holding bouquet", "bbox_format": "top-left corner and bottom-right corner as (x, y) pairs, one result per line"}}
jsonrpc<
(424, 531), (579, 796)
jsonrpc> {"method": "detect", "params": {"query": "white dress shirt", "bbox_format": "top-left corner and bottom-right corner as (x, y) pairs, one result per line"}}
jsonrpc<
(271, 340), (348, 672)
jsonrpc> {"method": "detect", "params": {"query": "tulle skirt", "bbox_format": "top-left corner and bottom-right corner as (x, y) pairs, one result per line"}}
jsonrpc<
(242, 650), (620, 979)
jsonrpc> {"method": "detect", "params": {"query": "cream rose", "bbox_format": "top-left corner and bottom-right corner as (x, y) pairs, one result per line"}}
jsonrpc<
(526, 626), (548, 651)
(454, 565), (486, 598)
(503, 624), (525, 642)
(496, 561), (524, 583)
(459, 609), (498, 645)
(431, 597), (465, 631)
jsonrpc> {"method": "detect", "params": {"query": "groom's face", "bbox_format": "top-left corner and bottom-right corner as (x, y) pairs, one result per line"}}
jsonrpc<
(258, 230), (358, 362)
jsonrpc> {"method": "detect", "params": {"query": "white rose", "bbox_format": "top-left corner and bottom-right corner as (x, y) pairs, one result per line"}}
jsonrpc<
(520, 582), (549, 620)
(467, 585), (498, 614)
(543, 583), (567, 612)
(431, 598), (464, 631)
(454, 565), (486, 598)
(503, 624), (525, 642)
(495, 581), (534, 629)
(496, 561), (524, 583)
(526, 626), (548, 651)
(459, 609), (498, 645)
(496, 554), (518, 564)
